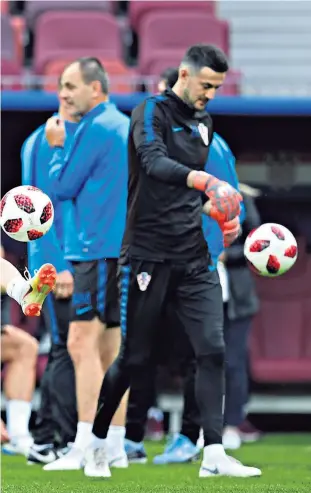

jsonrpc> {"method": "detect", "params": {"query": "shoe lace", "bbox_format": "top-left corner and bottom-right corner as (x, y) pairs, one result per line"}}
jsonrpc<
(23, 267), (37, 281)
(23, 267), (32, 281)
(94, 448), (107, 468)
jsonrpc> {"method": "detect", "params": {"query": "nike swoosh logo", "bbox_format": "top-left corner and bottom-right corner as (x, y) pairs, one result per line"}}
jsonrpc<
(172, 127), (183, 132)
(30, 449), (56, 462)
(76, 306), (92, 315)
(202, 466), (220, 475)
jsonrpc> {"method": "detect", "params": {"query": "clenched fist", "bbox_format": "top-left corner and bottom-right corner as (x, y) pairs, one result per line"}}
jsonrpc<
(45, 116), (66, 148)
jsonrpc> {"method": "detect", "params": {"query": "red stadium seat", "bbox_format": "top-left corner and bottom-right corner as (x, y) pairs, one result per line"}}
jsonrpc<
(138, 12), (229, 76)
(1, 15), (22, 89)
(10, 15), (26, 64)
(43, 59), (136, 94)
(25, 0), (114, 30)
(1, 0), (8, 14)
(250, 237), (311, 383)
(129, 0), (215, 32)
(33, 11), (122, 74)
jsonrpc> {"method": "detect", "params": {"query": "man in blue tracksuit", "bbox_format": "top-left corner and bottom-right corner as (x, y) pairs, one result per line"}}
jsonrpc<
(124, 130), (245, 464)
(43, 58), (130, 471)
(21, 101), (79, 464)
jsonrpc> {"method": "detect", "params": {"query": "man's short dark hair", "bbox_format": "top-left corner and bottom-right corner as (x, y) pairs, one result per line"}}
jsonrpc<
(181, 44), (229, 74)
(77, 57), (109, 94)
(160, 67), (179, 89)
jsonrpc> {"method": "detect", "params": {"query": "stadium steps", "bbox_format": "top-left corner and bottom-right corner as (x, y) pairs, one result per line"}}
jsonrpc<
(217, 0), (311, 95)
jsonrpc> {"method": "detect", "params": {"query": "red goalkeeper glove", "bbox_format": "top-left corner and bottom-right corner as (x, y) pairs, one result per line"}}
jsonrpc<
(219, 216), (241, 247)
(193, 172), (242, 222)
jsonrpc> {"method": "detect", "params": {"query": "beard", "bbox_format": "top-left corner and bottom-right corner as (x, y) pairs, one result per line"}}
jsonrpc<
(182, 88), (196, 108)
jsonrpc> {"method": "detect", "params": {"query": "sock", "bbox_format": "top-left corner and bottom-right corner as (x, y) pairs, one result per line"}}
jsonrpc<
(6, 400), (31, 439)
(107, 425), (125, 452)
(6, 276), (29, 305)
(74, 422), (93, 451)
(92, 433), (106, 449)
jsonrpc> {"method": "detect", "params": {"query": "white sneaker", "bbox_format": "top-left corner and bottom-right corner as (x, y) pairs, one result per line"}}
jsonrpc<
(199, 444), (261, 478)
(108, 450), (129, 468)
(2, 435), (33, 457)
(84, 447), (111, 478)
(43, 446), (84, 471)
(223, 427), (242, 450)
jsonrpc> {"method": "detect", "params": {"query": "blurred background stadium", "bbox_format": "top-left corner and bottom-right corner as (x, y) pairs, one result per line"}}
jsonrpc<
(1, 0), (311, 434)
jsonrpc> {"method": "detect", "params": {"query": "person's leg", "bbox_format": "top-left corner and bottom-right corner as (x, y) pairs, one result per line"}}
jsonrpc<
(31, 351), (56, 447)
(48, 297), (77, 447)
(44, 261), (103, 471)
(28, 296), (76, 465)
(1, 324), (38, 455)
(174, 262), (225, 449)
(98, 260), (129, 467)
(223, 313), (253, 450)
(180, 358), (201, 445)
(153, 329), (201, 465)
(85, 260), (170, 478)
(174, 258), (261, 478)
(99, 326), (129, 467)
(1, 258), (56, 317)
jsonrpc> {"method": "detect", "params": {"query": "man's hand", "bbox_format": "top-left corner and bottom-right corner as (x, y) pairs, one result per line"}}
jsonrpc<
(202, 201), (241, 247)
(188, 170), (242, 222)
(220, 216), (241, 247)
(54, 270), (74, 299)
(45, 117), (66, 148)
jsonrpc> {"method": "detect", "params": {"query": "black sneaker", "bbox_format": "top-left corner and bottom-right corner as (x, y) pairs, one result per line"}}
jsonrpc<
(27, 444), (70, 465)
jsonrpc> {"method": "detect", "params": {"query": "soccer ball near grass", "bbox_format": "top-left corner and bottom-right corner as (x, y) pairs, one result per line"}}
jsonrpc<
(0, 186), (54, 242)
(244, 223), (298, 277)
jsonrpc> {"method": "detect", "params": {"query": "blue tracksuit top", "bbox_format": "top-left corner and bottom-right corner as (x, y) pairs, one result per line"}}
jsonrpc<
(203, 132), (245, 270)
(48, 102), (130, 261)
(21, 118), (78, 273)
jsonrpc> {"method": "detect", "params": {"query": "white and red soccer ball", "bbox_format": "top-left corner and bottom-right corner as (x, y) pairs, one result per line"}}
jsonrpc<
(0, 186), (54, 242)
(244, 223), (298, 277)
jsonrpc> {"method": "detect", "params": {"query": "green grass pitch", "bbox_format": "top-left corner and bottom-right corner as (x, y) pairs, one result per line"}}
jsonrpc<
(2, 434), (311, 493)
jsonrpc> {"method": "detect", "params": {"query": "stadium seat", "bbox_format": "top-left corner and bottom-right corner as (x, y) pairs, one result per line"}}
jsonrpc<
(43, 59), (136, 94)
(250, 237), (311, 383)
(138, 12), (229, 76)
(1, 15), (22, 89)
(10, 15), (25, 64)
(33, 11), (123, 74)
(1, 0), (8, 14)
(129, 0), (215, 33)
(25, 0), (114, 30)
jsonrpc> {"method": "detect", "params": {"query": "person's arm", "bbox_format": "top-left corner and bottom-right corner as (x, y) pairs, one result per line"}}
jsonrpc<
(132, 100), (192, 185)
(46, 118), (104, 200)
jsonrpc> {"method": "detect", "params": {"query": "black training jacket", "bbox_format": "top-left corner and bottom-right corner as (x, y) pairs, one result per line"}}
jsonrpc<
(121, 88), (214, 261)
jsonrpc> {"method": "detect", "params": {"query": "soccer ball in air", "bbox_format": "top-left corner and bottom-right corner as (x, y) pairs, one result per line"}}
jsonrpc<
(0, 186), (54, 242)
(244, 223), (298, 277)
